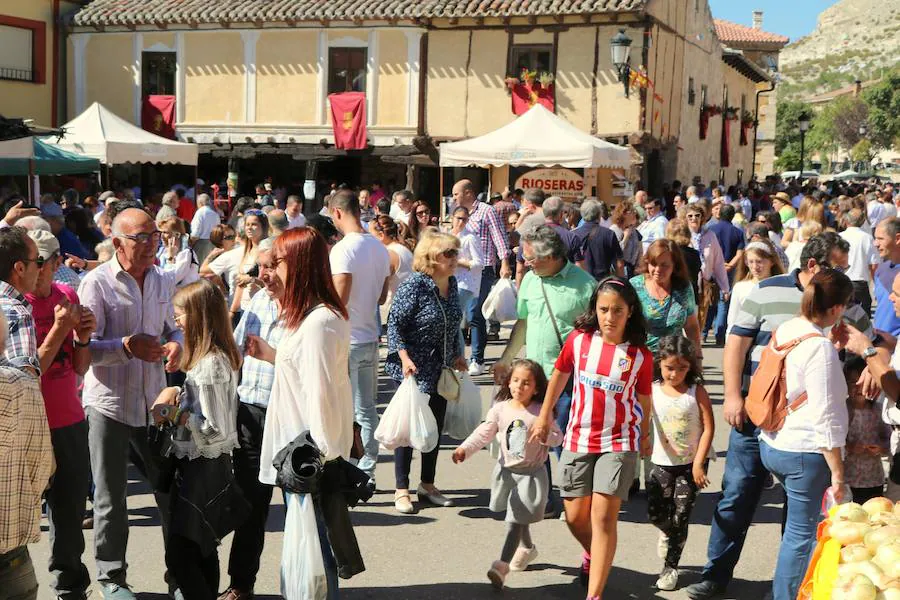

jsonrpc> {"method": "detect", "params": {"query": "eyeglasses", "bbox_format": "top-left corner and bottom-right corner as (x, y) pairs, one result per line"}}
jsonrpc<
(223, 235), (236, 241)
(118, 231), (162, 245)
(174, 313), (186, 324)
(440, 249), (459, 259)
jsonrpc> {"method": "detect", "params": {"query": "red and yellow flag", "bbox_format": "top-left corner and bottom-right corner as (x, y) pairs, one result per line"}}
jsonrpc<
(328, 92), (368, 150)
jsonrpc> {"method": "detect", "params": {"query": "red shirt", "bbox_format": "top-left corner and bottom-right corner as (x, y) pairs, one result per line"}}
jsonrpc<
(25, 283), (84, 429)
(177, 197), (196, 222)
(554, 331), (653, 454)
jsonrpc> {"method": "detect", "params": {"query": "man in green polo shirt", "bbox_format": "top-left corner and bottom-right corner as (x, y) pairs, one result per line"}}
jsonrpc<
(494, 224), (595, 440)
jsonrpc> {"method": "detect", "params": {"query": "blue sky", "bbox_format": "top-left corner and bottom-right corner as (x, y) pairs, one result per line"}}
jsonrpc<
(708, 0), (839, 43)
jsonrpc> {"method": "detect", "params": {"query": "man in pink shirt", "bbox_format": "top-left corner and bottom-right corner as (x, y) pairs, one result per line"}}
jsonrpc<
(24, 230), (96, 600)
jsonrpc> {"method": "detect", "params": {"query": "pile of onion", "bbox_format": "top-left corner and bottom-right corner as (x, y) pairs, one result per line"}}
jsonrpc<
(829, 499), (900, 599)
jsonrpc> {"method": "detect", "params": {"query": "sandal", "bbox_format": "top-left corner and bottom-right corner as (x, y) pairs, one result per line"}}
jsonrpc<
(394, 492), (415, 514)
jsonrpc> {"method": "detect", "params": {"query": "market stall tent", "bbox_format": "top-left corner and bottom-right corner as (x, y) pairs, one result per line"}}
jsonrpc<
(0, 136), (35, 159)
(439, 104), (631, 170)
(0, 137), (100, 175)
(45, 102), (198, 166)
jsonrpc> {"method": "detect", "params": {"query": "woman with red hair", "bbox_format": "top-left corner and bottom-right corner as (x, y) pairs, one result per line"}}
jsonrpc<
(257, 227), (353, 599)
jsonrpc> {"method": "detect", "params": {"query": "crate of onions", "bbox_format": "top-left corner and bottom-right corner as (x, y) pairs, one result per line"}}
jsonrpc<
(799, 497), (900, 600)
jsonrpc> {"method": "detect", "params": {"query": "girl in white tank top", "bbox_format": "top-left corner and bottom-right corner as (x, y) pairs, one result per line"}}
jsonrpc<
(647, 336), (714, 592)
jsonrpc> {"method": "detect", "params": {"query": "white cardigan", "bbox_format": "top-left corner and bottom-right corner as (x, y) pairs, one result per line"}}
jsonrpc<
(758, 317), (848, 454)
(259, 305), (354, 485)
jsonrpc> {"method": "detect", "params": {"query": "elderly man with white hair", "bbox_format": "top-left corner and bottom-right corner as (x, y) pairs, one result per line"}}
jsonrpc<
(189, 193), (220, 263)
(155, 191), (179, 224)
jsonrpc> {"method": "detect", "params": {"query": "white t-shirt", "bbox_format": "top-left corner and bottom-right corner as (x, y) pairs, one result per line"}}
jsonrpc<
(210, 245), (258, 311)
(726, 279), (756, 335)
(840, 227), (880, 283)
(389, 203), (411, 226)
(190, 205), (220, 240)
(287, 212), (306, 229)
(651, 383), (702, 467)
(329, 232), (391, 344)
(454, 230), (484, 296)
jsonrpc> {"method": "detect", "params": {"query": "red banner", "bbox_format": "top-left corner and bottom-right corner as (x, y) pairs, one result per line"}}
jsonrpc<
(329, 92), (368, 150)
(511, 83), (554, 116)
(141, 95), (176, 139)
(721, 116), (731, 167)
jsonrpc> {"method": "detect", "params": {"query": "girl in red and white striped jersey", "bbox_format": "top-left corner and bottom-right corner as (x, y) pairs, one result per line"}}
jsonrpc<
(532, 276), (653, 600)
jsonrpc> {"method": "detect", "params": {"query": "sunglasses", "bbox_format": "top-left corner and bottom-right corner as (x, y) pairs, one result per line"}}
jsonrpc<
(36, 253), (59, 268)
(440, 249), (459, 259)
(223, 235), (236, 241)
(416, 210), (430, 217)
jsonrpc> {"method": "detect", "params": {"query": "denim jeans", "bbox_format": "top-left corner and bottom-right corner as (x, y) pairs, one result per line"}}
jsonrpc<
(349, 342), (379, 479)
(760, 444), (830, 600)
(702, 422), (770, 587)
(468, 269), (498, 364)
(553, 391), (572, 459)
(458, 289), (475, 360)
(713, 290), (730, 343)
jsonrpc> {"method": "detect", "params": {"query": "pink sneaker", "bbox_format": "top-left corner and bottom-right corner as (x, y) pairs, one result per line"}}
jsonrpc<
(509, 545), (538, 571)
(579, 551), (591, 587)
(487, 560), (510, 590)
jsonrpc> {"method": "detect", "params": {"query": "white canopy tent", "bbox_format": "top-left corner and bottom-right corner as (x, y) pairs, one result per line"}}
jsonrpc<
(46, 102), (198, 166)
(0, 136), (35, 159)
(439, 104), (631, 170)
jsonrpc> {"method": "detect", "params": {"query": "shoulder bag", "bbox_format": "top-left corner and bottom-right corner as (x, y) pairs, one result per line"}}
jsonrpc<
(540, 278), (574, 396)
(433, 289), (461, 401)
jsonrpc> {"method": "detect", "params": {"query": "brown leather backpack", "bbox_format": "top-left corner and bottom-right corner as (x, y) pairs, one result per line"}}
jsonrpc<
(745, 331), (824, 432)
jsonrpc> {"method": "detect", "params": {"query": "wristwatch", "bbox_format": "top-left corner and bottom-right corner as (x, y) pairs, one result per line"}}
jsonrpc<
(862, 346), (878, 360)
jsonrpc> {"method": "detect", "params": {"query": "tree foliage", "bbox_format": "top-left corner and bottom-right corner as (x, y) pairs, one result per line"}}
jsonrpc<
(863, 70), (900, 150)
(774, 100), (815, 172)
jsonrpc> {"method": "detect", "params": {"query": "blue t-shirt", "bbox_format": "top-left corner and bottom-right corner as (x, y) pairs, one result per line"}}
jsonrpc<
(874, 262), (900, 337)
(706, 220), (745, 262)
(56, 227), (90, 260)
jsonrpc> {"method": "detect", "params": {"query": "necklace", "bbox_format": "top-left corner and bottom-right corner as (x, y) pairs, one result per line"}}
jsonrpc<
(646, 278), (671, 301)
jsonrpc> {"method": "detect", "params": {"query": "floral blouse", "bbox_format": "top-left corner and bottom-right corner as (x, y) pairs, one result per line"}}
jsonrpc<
(386, 272), (463, 395)
(630, 274), (697, 352)
(845, 403), (892, 489)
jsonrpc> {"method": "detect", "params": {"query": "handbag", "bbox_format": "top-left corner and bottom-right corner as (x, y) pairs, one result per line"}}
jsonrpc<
(433, 289), (461, 401)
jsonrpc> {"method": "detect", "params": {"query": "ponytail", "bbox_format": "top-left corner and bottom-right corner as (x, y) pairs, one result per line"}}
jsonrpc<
(800, 269), (853, 320)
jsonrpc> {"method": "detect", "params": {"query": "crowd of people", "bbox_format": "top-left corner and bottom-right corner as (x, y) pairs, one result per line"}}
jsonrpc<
(1, 173), (900, 600)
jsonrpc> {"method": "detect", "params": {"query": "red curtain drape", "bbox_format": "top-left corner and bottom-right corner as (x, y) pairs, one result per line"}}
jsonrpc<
(328, 92), (368, 150)
(141, 95), (176, 139)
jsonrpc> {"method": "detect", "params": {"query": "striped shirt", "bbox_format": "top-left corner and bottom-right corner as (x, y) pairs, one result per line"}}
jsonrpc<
(78, 256), (184, 427)
(0, 281), (40, 376)
(554, 331), (653, 454)
(0, 363), (53, 553)
(466, 200), (509, 267)
(233, 291), (285, 408)
(730, 269), (873, 388)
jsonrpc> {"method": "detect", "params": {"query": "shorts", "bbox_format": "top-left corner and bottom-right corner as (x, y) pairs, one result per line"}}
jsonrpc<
(558, 449), (638, 501)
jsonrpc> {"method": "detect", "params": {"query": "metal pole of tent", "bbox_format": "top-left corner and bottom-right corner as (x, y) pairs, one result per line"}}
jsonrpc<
(194, 164), (199, 203)
(27, 159), (34, 203)
(439, 165), (445, 224)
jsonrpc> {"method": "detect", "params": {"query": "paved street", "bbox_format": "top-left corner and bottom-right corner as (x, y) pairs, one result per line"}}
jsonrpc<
(31, 336), (783, 600)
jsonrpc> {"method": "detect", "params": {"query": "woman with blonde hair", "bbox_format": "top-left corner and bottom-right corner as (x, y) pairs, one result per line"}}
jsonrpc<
(157, 216), (200, 288)
(726, 239), (785, 334)
(386, 230), (468, 514)
(785, 221), (824, 272)
(150, 279), (245, 600)
(782, 196), (827, 247)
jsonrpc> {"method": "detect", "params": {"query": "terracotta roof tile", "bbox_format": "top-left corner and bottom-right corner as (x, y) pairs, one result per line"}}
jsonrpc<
(73, 0), (647, 26)
(714, 19), (789, 46)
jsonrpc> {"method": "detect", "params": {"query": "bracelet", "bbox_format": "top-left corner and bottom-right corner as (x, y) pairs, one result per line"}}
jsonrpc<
(73, 339), (90, 348)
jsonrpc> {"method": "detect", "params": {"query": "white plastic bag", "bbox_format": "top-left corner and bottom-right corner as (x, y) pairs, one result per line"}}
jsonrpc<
(481, 278), (518, 323)
(443, 373), (483, 440)
(281, 492), (327, 600)
(375, 376), (438, 452)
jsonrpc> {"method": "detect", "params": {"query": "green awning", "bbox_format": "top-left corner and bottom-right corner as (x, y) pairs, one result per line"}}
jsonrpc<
(0, 138), (100, 176)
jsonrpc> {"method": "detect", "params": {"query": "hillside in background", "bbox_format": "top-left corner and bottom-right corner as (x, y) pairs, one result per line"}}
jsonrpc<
(778, 0), (900, 99)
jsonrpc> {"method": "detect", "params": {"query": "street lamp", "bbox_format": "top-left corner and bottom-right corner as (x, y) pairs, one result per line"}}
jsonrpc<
(610, 29), (633, 98)
(798, 116), (811, 174)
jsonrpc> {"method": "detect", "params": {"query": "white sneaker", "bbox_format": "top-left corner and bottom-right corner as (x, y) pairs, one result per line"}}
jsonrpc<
(509, 545), (538, 571)
(468, 361), (484, 376)
(656, 567), (678, 591)
(657, 533), (669, 559)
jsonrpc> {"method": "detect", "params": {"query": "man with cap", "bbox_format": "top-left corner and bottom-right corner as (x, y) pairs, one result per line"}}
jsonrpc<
(24, 230), (96, 600)
(42, 203), (90, 260)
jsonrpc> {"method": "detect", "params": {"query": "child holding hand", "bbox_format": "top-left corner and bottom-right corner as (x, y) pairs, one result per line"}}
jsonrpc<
(452, 359), (562, 590)
(648, 335), (714, 592)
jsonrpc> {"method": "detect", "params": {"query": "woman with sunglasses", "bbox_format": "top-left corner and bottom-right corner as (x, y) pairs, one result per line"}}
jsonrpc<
(386, 230), (468, 514)
(408, 200), (433, 243)
(157, 217), (201, 289)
